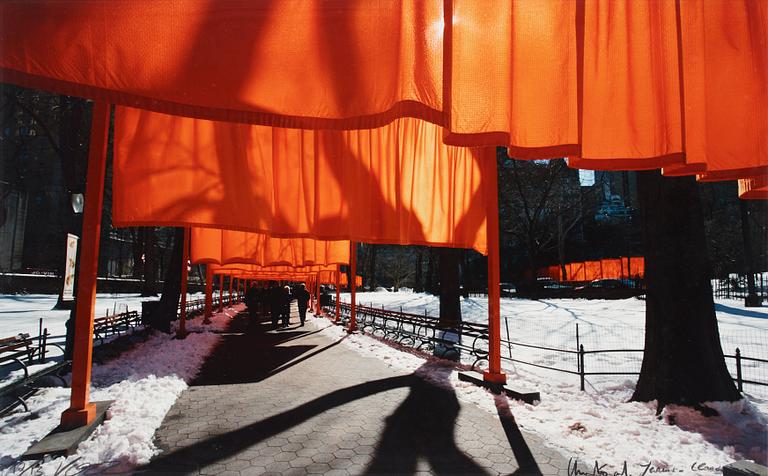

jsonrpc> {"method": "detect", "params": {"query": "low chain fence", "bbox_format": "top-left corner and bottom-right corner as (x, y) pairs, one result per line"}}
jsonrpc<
(179, 291), (236, 318)
(323, 298), (768, 397)
(711, 273), (768, 300)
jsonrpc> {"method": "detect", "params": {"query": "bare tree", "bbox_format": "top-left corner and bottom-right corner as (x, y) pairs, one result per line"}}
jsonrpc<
(382, 248), (414, 291)
(499, 156), (591, 281)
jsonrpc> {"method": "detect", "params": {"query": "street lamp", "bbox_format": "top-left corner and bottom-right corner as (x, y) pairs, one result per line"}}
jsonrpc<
(71, 193), (84, 214)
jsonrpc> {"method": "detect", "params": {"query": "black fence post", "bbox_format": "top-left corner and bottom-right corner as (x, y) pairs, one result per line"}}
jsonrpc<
(575, 323), (581, 373)
(579, 344), (585, 391)
(504, 315), (512, 358)
(38, 318), (43, 361)
(41, 328), (48, 363)
(735, 347), (743, 393)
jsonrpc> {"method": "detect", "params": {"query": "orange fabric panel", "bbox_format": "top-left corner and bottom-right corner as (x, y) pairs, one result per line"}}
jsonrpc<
(584, 260), (602, 281)
(191, 228), (350, 266)
(332, 274), (361, 287)
(626, 257), (645, 279)
(569, 262), (586, 282)
(578, 1), (684, 170)
(210, 263), (337, 282)
(0, 0), (444, 130)
(1, 1), (764, 178)
(739, 176), (768, 200)
(678, 0), (768, 181)
(113, 108), (489, 254)
(600, 259), (622, 280)
(190, 228), (221, 265)
(446, 0), (579, 156)
(544, 256), (645, 281)
(222, 231), (349, 266)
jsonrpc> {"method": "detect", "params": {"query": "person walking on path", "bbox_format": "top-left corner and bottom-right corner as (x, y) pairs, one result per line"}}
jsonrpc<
(269, 282), (283, 328)
(295, 283), (311, 326)
(281, 285), (293, 327)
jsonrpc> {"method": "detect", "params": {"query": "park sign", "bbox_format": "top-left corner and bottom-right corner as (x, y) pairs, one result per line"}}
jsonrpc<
(61, 234), (78, 302)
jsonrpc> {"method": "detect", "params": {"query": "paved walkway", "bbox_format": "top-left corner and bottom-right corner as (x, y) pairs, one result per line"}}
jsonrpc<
(139, 304), (569, 475)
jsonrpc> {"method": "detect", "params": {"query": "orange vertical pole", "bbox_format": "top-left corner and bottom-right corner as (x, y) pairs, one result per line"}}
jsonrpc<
(315, 272), (321, 313)
(335, 266), (341, 322)
(204, 266), (213, 324)
(349, 242), (357, 332)
(309, 276), (314, 313)
(61, 101), (110, 430)
(218, 274), (224, 312)
(177, 227), (190, 338)
(483, 147), (506, 385)
(228, 275), (233, 306)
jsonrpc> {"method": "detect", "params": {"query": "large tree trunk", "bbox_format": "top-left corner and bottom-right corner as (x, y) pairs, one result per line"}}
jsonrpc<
(146, 227), (184, 333)
(557, 215), (567, 281)
(632, 171), (739, 409)
(414, 248), (423, 292)
(130, 227), (144, 279)
(426, 248), (439, 294)
(461, 249), (469, 298)
(369, 245), (377, 290)
(438, 248), (462, 328)
(141, 227), (157, 296)
(739, 200), (761, 307)
(526, 239), (538, 283)
(425, 249), (434, 294)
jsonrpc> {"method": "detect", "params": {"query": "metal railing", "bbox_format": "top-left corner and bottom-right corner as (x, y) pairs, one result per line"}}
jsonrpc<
(711, 274), (767, 300)
(179, 291), (238, 317)
(324, 298), (767, 395)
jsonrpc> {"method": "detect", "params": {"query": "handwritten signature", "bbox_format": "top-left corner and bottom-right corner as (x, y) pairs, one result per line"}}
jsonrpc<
(568, 458), (723, 476)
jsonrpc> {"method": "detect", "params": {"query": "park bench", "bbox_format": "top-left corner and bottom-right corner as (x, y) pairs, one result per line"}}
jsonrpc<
(332, 300), (488, 364)
(0, 332), (69, 416)
(93, 310), (141, 344)
(0, 334), (36, 373)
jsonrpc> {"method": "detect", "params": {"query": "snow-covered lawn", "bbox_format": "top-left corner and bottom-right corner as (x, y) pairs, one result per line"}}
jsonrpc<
(347, 292), (768, 395)
(337, 291), (768, 470)
(0, 293), (203, 351)
(1, 292), (766, 473)
(0, 305), (233, 476)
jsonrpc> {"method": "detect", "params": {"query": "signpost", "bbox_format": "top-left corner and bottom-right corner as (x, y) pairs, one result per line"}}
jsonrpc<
(62, 233), (79, 302)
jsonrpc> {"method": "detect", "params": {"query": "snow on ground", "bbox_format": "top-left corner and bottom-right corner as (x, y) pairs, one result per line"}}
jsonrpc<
(1, 292), (766, 473)
(0, 305), (231, 476)
(332, 291), (768, 471)
(347, 292), (768, 396)
(0, 293), (204, 341)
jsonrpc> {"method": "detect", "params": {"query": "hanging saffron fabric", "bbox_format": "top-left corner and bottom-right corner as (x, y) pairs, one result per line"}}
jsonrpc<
(1, 0), (764, 182)
(191, 228), (350, 266)
(113, 108), (489, 254)
(209, 263), (338, 283)
(540, 257), (645, 281)
(738, 176), (768, 200)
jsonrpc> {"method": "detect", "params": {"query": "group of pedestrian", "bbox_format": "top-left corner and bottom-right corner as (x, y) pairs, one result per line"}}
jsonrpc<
(244, 281), (311, 329)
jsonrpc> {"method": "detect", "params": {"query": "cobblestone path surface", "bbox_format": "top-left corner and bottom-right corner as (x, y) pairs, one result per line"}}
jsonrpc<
(139, 304), (570, 475)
